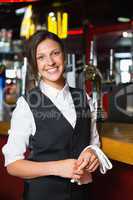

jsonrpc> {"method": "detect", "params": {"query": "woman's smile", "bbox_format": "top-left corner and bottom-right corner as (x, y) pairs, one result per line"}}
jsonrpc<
(46, 67), (59, 73)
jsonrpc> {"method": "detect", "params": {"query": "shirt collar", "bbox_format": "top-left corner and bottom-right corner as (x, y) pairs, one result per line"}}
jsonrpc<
(39, 80), (69, 100)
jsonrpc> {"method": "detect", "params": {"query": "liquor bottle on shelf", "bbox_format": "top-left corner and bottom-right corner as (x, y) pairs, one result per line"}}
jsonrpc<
(107, 48), (115, 83)
(84, 40), (104, 122)
(0, 29), (13, 53)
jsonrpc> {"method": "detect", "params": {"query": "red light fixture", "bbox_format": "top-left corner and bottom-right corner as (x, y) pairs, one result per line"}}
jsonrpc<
(68, 29), (83, 35)
(0, 0), (38, 2)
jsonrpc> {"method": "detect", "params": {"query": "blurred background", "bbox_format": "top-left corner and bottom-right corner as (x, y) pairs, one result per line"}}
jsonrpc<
(0, 1), (133, 200)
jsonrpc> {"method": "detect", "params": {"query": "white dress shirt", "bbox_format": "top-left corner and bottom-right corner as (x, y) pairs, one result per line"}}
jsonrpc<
(2, 81), (112, 182)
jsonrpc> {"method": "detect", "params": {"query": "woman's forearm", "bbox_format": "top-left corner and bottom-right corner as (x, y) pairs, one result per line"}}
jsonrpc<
(7, 158), (82, 180)
(7, 159), (59, 179)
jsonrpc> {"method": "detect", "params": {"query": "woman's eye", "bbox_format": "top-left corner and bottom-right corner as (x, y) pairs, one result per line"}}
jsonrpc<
(37, 56), (45, 61)
(53, 51), (60, 55)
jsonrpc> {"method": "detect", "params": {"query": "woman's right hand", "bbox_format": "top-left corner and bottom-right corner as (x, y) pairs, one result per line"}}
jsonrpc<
(54, 159), (84, 180)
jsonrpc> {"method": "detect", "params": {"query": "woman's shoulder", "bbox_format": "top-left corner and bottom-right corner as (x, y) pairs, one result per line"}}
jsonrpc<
(15, 96), (31, 112)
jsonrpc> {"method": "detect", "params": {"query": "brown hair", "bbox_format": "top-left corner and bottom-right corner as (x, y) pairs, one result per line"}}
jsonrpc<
(26, 30), (65, 80)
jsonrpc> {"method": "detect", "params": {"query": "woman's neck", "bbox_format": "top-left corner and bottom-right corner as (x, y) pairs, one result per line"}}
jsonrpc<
(42, 78), (65, 90)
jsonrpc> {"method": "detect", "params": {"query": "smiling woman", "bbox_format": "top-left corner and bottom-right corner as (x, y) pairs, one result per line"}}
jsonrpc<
(2, 30), (112, 200)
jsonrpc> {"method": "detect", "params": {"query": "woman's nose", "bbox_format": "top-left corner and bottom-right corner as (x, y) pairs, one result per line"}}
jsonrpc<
(46, 56), (55, 65)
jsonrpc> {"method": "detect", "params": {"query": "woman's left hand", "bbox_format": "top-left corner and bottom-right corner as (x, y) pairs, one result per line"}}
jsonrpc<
(77, 148), (100, 173)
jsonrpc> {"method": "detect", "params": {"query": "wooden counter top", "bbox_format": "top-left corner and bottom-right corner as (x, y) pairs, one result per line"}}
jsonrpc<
(101, 122), (133, 165)
(0, 121), (10, 135)
(102, 137), (133, 165)
(0, 121), (133, 165)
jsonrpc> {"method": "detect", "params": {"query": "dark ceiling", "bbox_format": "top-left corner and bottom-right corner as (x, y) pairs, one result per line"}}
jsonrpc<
(34, 0), (133, 28)
(0, 0), (133, 39)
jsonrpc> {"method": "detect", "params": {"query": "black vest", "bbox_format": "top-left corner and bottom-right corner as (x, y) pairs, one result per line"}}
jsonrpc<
(23, 86), (91, 200)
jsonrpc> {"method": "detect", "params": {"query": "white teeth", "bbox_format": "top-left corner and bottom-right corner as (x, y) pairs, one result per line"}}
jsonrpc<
(47, 67), (58, 73)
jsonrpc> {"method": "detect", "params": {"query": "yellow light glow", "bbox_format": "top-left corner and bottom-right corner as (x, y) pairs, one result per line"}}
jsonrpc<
(20, 5), (36, 39)
(57, 12), (62, 38)
(52, 17), (57, 34)
(48, 15), (52, 33)
(29, 22), (36, 37)
(61, 12), (68, 38)
(47, 11), (68, 39)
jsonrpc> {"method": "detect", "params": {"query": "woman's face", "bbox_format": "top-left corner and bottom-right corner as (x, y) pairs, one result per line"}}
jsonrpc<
(36, 38), (65, 85)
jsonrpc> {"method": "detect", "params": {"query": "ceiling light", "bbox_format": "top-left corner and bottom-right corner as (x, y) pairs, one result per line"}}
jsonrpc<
(117, 17), (130, 22)
(48, 12), (55, 17)
(15, 7), (27, 15)
(114, 52), (131, 59)
(122, 32), (133, 38)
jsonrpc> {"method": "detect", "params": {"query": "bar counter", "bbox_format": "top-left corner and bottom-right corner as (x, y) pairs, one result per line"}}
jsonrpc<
(101, 122), (133, 165)
(0, 121), (133, 165)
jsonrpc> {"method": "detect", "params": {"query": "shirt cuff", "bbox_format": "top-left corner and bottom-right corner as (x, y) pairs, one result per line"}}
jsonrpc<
(2, 146), (25, 167)
(82, 145), (113, 174)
